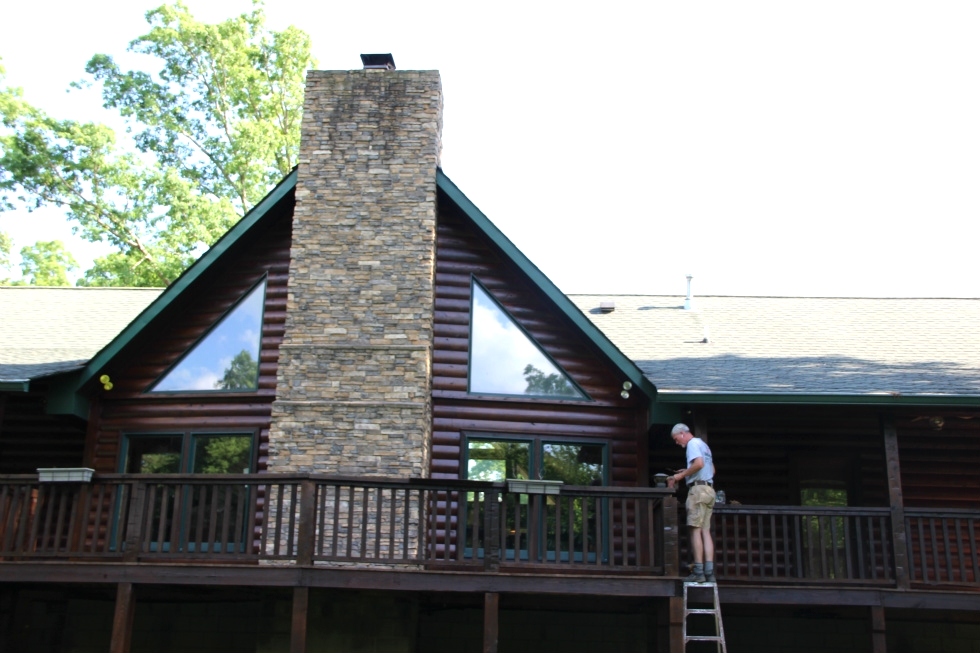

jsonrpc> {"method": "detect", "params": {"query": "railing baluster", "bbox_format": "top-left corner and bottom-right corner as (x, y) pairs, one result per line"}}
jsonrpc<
(781, 515), (790, 578)
(376, 487), (384, 560)
(969, 519), (979, 585)
(843, 516), (853, 579)
(880, 516), (892, 582)
(854, 516), (865, 579)
(929, 518), (940, 583)
(36, 486), (53, 554)
(916, 517), (927, 582)
(829, 515), (840, 579)
(954, 518), (965, 583)
(941, 518), (953, 583)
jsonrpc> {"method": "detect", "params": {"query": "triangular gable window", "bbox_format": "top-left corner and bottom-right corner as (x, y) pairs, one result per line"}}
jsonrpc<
(149, 279), (266, 393)
(468, 280), (587, 399)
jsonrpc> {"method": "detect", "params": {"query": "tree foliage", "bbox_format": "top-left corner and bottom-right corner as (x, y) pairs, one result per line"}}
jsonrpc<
(19, 240), (78, 286)
(215, 349), (259, 390)
(0, 3), (313, 287)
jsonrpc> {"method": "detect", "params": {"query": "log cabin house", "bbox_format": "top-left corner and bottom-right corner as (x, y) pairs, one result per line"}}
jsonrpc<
(0, 61), (977, 653)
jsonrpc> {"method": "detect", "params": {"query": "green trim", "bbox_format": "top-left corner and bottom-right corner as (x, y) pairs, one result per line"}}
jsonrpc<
(0, 381), (30, 393)
(437, 169), (657, 403)
(655, 391), (980, 408)
(68, 170), (297, 399)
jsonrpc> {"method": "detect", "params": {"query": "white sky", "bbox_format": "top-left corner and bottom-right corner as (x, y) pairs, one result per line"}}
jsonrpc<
(2, 1), (979, 297)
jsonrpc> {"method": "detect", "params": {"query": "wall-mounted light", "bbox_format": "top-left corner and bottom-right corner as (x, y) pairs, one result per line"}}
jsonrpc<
(99, 374), (113, 391)
(621, 381), (632, 399)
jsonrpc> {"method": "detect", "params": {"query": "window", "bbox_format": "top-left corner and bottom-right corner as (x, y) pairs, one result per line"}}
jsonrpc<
(122, 432), (254, 475)
(466, 437), (604, 486)
(149, 279), (266, 393)
(467, 279), (587, 400)
(465, 435), (606, 562)
(119, 432), (255, 553)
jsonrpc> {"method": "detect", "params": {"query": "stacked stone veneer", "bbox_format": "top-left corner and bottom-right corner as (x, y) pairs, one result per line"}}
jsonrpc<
(269, 69), (442, 479)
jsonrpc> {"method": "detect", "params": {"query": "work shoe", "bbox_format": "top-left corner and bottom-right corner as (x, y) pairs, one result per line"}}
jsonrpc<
(684, 563), (706, 583)
(704, 562), (717, 583)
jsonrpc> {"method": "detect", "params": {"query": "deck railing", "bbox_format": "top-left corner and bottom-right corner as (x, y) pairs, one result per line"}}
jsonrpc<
(905, 508), (980, 586)
(713, 505), (896, 584)
(3, 475), (976, 589)
(0, 474), (673, 575)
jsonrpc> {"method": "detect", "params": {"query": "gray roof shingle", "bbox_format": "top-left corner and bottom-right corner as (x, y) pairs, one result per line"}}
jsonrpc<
(568, 295), (980, 397)
(0, 287), (161, 382)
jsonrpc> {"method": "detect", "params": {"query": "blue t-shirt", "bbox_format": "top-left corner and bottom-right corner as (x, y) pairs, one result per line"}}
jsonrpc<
(686, 437), (714, 484)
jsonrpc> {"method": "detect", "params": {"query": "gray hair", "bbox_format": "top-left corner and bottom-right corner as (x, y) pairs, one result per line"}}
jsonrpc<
(671, 423), (691, 436)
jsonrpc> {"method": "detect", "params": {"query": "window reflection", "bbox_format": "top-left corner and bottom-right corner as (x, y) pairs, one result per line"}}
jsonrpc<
(467, 440), (530, 481)
(150, 280), (265, 392)
(468, 282), (585, 399)
(542, 443), (604, 486)
(466, 438), (605, 486)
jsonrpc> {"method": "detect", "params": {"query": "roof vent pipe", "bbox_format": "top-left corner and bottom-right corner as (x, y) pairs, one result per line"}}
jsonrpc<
(684, 274), (695, 310)
(360, 53), (396, 70)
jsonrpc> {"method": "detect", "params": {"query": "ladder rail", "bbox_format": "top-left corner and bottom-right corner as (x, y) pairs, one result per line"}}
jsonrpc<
(682, 581), (727, 653)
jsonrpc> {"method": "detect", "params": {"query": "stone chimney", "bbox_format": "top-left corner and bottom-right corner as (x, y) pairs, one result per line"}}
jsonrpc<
(269, 67), (443, 478)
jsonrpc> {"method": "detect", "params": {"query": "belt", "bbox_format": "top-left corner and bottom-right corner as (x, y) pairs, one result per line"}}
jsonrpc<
(690, 480), (713, 487)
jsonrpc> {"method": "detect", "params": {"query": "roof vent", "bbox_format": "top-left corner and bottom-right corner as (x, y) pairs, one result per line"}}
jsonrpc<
(684, 274), (695, 310)
(599, 301), (616, 313)
(360, 53), (396, 70)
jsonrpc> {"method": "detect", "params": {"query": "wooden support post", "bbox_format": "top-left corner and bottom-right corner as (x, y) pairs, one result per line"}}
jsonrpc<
(109, 582), (135, 653)
(483, 592), (499, 653)
(290, 587), (309, 653)
(663, 496), (680, 578)
(882, 417), (910, 589)
(296, 479), (316, 566)
(693, 413), (708, 442)
(484, 489), (501, 571)
(668, 596), (684, 653)
(123, 482), (146, 563)
(871, 606), (887, 653)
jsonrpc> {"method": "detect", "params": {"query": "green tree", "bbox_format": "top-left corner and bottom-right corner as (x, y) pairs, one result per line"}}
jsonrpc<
(0, 231), (12, 283)
(19, 240), (78, 286)
(523, 364), (578, 397)
(0, 3), (313, 287)
(215, 349), (259, 390)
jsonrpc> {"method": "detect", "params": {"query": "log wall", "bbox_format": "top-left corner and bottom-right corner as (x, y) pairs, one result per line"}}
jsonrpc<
(431, 195), (646, 485)
(0, 389), (88, 473)
(87, 196), (294, 474)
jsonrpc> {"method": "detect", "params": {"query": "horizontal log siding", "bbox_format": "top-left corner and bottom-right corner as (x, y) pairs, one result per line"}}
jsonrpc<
(655, 406), (889, 507)
(0, 389), (88, 473)
(432, 198), (644, 485)
(89, 199), (294, 474)
(895, 416), (980, 510)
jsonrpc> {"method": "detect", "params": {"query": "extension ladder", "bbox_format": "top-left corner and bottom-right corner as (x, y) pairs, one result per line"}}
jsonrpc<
(682, 581), (727, 652)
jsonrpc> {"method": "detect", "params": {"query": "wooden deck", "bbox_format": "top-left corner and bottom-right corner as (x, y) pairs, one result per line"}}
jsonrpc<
(1, 474), (976, 595)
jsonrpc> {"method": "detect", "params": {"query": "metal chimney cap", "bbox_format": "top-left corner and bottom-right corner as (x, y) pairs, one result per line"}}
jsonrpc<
(360, 53), (396, 70)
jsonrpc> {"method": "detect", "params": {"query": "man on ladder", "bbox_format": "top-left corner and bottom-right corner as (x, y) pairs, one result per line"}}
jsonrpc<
(668, 423), (716, 583)
(669, 423), (726, 651)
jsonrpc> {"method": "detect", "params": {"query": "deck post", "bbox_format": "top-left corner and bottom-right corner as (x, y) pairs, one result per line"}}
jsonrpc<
(484, 489), (501, 571)
(668, 596), (684, 653)
(882, 418), (910, 589)
(871, 606), (886, 653)
(109, 582), (135, 653)
(290, 586), (309, 653)
(483, 592), (499, 653)
(296, 479), (316, 566)
(122, 481), (146, 562)
(663, 496), (680, 577)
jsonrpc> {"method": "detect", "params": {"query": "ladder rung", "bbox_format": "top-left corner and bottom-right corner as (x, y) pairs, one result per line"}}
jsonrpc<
(687, 608), (718, 615)
(686, 636), (724, 642)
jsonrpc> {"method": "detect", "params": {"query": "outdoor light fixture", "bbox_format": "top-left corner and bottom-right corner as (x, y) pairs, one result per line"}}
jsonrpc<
(621, 381), (632, 399)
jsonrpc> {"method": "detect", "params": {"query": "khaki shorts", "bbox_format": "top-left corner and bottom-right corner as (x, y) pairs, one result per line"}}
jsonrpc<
(686, 485), (716, 529)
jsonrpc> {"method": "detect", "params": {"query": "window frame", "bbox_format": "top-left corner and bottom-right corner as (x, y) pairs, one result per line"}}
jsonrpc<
(146, 275), (268, 395)
(466, 276), (591, 402)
